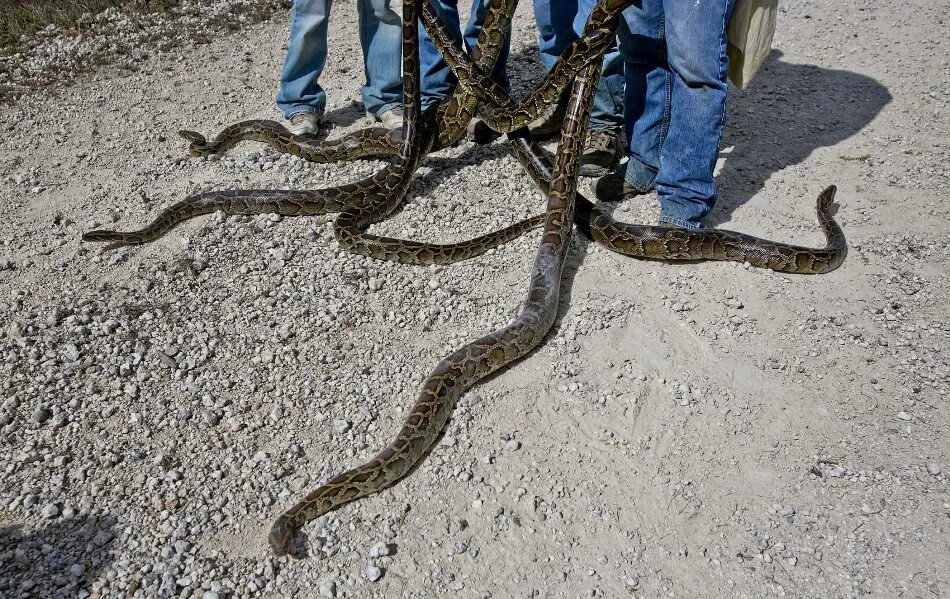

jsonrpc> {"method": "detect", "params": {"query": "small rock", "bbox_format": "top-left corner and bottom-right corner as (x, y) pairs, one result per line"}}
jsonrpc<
(896, 411), (912, 421)
(318, 580), (336, 597)
(41, 503), (60, 519)
(505, 440), (521, 451)
(68, 564), (86, 578)
(368, 541), (392, 558)
(364, 565), (383, 582)
(333, 419), (351, 434)
(31, 407), (51, 424)
(927, 463), (942, 475)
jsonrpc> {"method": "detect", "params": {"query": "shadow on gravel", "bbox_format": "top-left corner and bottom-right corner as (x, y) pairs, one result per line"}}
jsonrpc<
(0, 514), (118, 597)
(497, 46), (890, 230)
(324, 102), (366, 129)
(711, 49), (891, 226)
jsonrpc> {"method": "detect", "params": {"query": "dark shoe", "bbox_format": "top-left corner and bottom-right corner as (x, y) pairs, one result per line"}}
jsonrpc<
(579, 129), (621, 178)
(594, 171), (648, 202)
(467, 118), (501, 144)
(527, 93), (568, 140)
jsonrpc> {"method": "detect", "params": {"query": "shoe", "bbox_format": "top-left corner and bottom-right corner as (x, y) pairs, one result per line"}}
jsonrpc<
(528, 99), (567, 141)
(286, 111), (325, 136)
(579, 129), (621, 178)
(594, 171), (649, 202)
(467, 118), (501, 144)
(374, 107), (404, 129)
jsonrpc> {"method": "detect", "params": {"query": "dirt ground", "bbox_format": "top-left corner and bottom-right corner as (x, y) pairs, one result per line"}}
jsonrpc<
(1, 0), (948, 597)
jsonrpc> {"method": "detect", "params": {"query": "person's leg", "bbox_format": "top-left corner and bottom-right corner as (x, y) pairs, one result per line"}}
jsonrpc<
(276, 0), (331, 119)
(532, 0), (576, 71)
(653, 0), (735, 229)
(418, 0), (464, 111)
(574, 0), (623, 133)
(359, 0), (404, 118)
(463, 0), (511, 90)
(617, 0), (668, 192)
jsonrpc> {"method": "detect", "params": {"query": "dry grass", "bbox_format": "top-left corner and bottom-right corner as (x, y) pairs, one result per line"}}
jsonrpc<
(0, 1), (179, 49)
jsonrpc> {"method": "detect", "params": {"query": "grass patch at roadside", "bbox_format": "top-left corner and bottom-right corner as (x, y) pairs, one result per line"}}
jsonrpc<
(0, 1), (180, 49)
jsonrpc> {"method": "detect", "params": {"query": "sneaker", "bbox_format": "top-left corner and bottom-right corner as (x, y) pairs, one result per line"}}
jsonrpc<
(467, 118), (501, 144)
(594, 170), (649, 202)
(374, 107), (404, 129)
(286, 111), (325, 136)
(579, 129), (621, 178)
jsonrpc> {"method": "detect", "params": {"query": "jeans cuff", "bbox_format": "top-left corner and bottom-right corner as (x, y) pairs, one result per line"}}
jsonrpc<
(658, 214), (705, 230)
(372, 102), (402, 118)
(622, 157), (657, 192)
(284, 106), (325, 119)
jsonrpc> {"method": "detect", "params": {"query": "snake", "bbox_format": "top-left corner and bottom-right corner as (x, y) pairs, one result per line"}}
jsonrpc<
(178, 0), (610, 161)
(81, 0), (847, 559)
(266, 0), (600, 556)
(420, 2), (847, 274)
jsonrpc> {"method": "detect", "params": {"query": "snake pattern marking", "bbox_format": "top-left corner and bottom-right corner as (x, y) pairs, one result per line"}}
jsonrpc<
(81, 0), (847, 556)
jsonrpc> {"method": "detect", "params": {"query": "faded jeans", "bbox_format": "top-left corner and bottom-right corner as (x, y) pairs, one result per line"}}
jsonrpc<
(419, 0), (511, 110)
(618, 0), (736, 229)
(532, 0), (624, 132)
(277, 0), (403, 119)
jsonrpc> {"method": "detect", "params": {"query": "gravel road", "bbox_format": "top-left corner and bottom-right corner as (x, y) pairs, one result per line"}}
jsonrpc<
(1, 0), (948, 597)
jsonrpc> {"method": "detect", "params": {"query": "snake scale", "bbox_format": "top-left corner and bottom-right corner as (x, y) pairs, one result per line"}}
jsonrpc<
(81, 0), (847, 556)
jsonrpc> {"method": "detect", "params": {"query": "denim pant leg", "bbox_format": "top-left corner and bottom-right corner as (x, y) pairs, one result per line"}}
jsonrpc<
(464, 0), (511, 90)
(419, 0), (511, 110)
(532, 0), (623, 131)
(358, 0), (404, 116)
(277, 0), (331, 118)
(654, 0), (735, 229)
(618, 0), (667, 192)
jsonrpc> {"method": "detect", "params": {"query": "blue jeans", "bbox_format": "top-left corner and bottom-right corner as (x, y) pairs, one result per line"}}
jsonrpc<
(532, 0), (624, 132)
(419, 0), (511, 110)
(618, 0), (735, 229)
(277, 0), (403, 119)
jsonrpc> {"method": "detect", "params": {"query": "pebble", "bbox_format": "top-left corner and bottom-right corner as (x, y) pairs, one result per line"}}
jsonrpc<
(319, 580), (337, 597)
(31, 407), (51, 423)
(505, 439), (521, 451)
(927, 463), (942, 475)
(364, 565), (383, 582)
(333, 419), (352, 434)
(41, 503), (60, 518)
(367, 541), (391, 558)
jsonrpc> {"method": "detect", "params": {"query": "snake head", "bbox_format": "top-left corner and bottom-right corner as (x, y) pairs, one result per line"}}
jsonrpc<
(268, 515), (297, 557)
(178, 130), (210, 155)
(816, 185), (837, 211)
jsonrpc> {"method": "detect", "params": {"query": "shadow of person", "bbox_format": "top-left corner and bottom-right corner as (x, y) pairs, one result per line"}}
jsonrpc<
(709, 49), (891, 227)
(0, 514), (118, 597)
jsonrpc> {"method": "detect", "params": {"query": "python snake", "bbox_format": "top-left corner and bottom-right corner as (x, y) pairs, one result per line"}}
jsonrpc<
(82, 0), (846, 557)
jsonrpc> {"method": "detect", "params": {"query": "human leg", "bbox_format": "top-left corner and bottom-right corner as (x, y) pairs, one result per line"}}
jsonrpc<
(359, 0), (405, 118)
(463, 0), (511, 90)
(419, 0), (464, 111)
(276, 0), (331, 121)
(653, 0), (735, 229)
(615, 0), (667, 193)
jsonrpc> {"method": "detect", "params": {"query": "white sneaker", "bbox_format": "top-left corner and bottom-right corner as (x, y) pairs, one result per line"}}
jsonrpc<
(374, 107), (404, 130)
(286, 111), (325, 136)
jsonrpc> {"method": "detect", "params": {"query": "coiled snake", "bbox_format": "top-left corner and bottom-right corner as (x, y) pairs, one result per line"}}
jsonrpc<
(81, 0), (846, 556)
